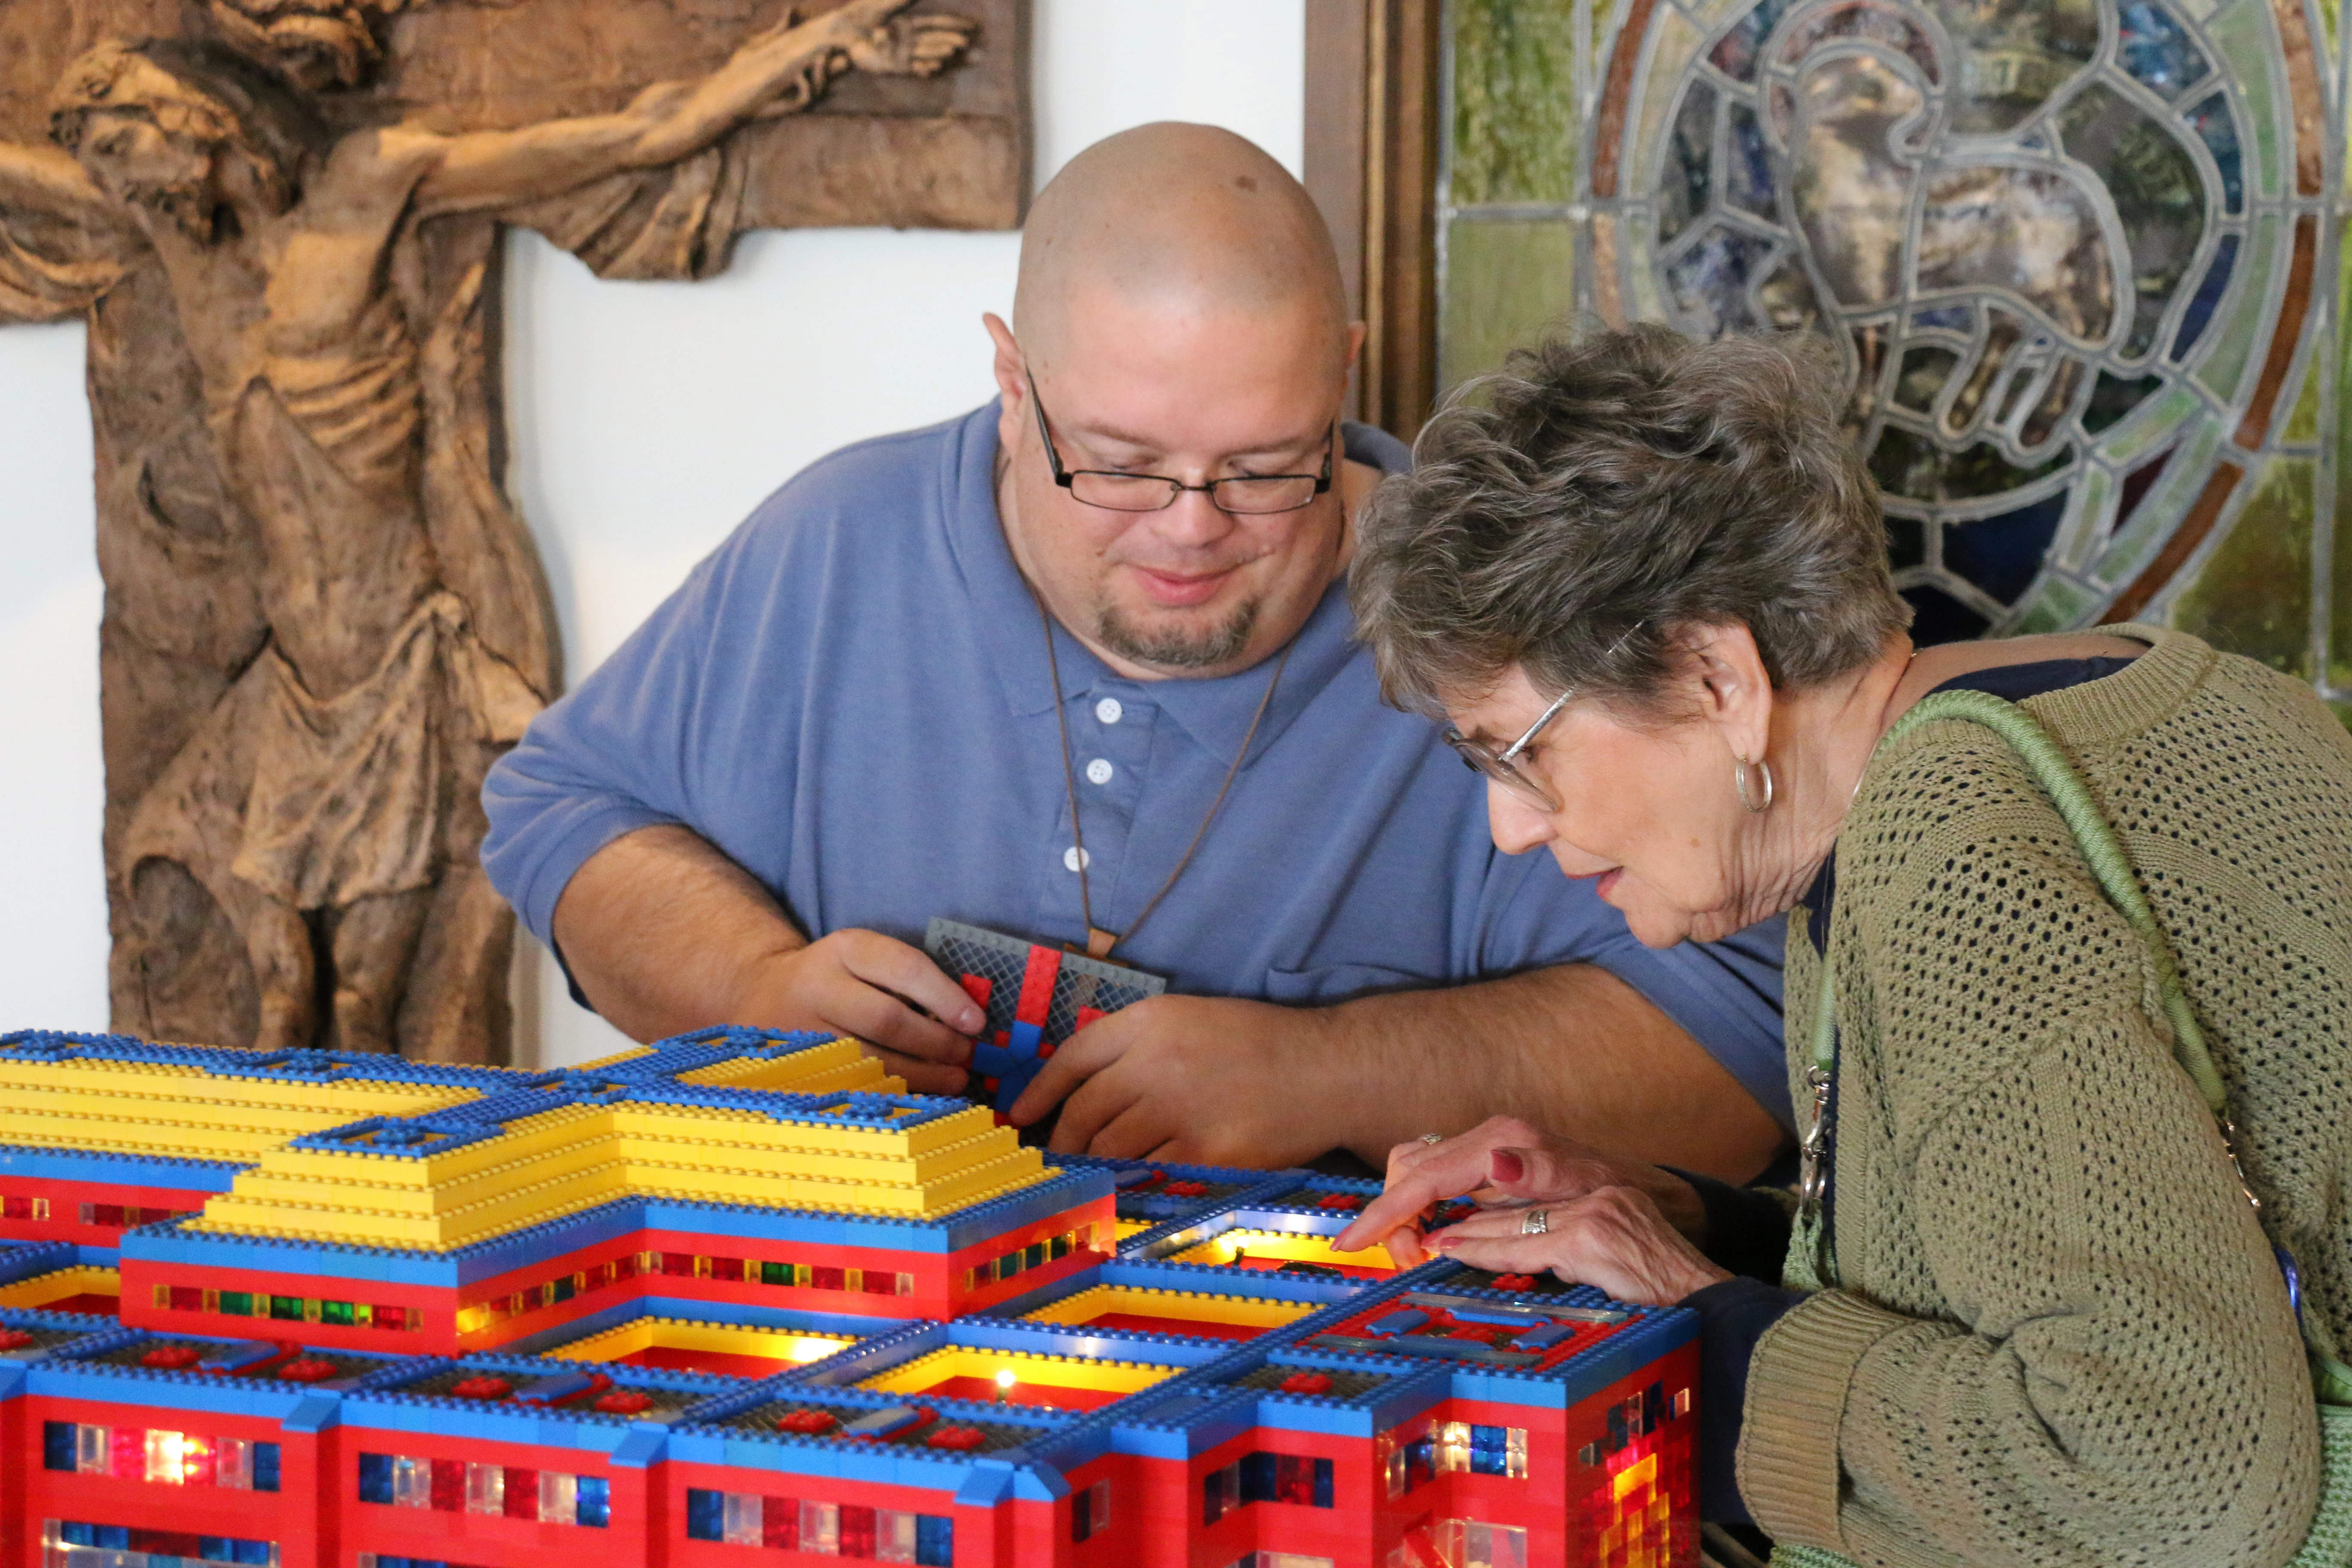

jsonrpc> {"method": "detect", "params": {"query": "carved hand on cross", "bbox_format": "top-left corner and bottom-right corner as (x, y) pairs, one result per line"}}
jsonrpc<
(0, 0), (990, 1062)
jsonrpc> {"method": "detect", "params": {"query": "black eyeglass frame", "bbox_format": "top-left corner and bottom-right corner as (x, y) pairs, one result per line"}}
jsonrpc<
(1026, 371), (1335, 514)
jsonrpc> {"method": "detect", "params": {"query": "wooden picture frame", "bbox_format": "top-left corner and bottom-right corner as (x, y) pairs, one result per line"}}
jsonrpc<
(1304, 0), (1442, 441)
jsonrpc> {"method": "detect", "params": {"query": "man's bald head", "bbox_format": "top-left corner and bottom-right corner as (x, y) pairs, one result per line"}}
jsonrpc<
(1014, 122), (1350, 369)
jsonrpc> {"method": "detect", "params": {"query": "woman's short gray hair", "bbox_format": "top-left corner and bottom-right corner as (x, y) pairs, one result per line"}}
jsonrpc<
(1351, 324), (1910, 717)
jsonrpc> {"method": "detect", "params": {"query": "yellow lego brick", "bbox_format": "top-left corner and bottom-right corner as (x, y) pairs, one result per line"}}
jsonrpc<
(858, 1347), (1179, 1399)
(0, 1108), (341, 1161)
(1019, 1284), (1315, 1333)
(544, 1316), (855, 1367)
(671, 1037), (874, 1088)
(609, 1101), (1001, 1159)
(1167, 1228), (1401, 1272)
(259, 1102), (619, 1187)
(609, 1124), (1030, 1188)
(0, 1061), (476, 1117)
(223, 1138), (628, 1216)
(193, 1162), (631, 1249)
(0, 1265), (120, 1311)
(619, 1149), (1036, 1217)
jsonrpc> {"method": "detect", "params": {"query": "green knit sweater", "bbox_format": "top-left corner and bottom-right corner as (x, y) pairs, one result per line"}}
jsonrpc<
(1737, 625), (2349, 1568)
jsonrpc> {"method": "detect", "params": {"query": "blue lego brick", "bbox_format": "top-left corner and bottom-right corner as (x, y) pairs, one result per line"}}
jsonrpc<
(499, 1295), (899, 1360)
(286, 1115), (506, 1159)
(119, 1164), (1112, 1291)
(0, 1240), (79, 1285)
(788, 1321), (950, 1389)
(0, 1030), (543, 1096)
(915, 1317), (1232, 1371)
(664, 1378), (1076, 1483)
(1243, 1349), (1452, 1437)
(0, 1142), (245, 1191)
(339, 1361), (744, 1450)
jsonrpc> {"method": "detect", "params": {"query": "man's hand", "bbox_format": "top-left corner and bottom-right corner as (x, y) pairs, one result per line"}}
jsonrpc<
(1334, 1115), (1706, 1267)
(1006, 994), (1343, 1165)
(724, 928), (984, 1096)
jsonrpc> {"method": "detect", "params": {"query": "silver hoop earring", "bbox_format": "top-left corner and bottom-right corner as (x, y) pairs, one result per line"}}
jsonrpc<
(1736, 755), (1775, 814)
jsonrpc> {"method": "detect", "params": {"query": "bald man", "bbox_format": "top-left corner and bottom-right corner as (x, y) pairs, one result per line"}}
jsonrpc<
(481, 124), (1792, 1174)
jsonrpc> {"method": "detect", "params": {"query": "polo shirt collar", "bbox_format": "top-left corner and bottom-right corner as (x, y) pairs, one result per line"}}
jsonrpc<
(945, 400), (1384, 764)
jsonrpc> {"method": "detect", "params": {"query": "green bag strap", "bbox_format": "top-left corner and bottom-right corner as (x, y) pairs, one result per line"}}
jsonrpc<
(1876, 688), (2352, 1406)
(1886, 690), (2225, 1109)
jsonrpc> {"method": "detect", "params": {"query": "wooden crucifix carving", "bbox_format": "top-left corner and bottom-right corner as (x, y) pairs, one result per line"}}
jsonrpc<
(0, 0), (1024, 1063)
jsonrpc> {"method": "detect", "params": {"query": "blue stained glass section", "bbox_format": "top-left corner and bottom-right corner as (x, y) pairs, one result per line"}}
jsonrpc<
(252, 1442), (280, 1493)
(685, 1487), (723, 1541)
(1709, 0), (1793, 80)
(576, 1474), (611, 1528)
(1905, 583), (1992, 642)
(2172, 232), (2240, 357)
(916, 1516), (956, 1568)
(1667, 226), (1777, 333)
(1908, 303), (1973, 332)
(357, 1452), (393, 1504)
(1726, 102), (1776, 215)
(1943, 491), (2068, 604)
(2118, 2), (2210, 97)
(43, 1421), (73, 1471)
(2184, 92), (2243, 213)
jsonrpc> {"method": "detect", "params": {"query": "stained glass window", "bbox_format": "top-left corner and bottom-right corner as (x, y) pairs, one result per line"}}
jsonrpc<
(1437, 0), (2344, 706)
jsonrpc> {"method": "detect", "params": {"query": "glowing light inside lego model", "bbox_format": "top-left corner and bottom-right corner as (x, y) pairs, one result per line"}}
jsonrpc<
(788, 1336), (842, 1363)
(993, 1368), (1016, 1402)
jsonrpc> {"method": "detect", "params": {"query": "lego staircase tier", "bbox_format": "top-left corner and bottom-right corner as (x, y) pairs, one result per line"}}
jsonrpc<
(108, 1179), (1118, 1357)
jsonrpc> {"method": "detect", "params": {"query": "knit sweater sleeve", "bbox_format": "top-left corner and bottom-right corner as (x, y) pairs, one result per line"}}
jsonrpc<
(1737, 732), (2322, 1568)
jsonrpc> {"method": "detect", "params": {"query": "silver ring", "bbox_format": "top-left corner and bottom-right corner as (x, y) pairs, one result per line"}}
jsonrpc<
(1519, 1208), (1550, 1236)
(1418, 1133), (1445, 1145)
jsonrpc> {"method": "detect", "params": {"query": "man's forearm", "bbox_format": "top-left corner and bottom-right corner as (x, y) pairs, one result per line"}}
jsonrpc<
(551, 824), (808, 1042)
(1313, 966), (1787, 1182)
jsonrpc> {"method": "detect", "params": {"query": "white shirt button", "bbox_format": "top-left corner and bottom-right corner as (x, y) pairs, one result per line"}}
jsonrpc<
(1094, 697), (1124, 725)
(1085, 758), (1115, 786)
(1063, 845), (1091, 872)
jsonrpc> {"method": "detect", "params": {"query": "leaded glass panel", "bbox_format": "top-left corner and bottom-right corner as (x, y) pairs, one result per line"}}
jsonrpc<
(1434, 0), (2346, 712)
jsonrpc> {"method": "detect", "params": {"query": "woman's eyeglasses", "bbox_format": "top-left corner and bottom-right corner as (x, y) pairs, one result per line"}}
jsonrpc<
(1439, 624), (1645, 814)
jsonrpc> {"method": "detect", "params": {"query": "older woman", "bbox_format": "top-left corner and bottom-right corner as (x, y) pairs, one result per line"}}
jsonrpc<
(1335, 325), (2350, 1566)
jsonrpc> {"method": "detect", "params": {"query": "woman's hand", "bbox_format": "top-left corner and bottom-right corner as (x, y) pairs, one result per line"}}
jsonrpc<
(1332, 1115), (1707, 1268)
(1421, 1185), (1730, 1306)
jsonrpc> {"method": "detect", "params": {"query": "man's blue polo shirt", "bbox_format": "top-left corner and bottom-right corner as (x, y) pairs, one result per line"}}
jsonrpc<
(480, 404), (1792, 1125)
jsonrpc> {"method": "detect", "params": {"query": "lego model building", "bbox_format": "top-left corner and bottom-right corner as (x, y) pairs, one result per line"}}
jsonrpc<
(0, 1025), (1698, 1568)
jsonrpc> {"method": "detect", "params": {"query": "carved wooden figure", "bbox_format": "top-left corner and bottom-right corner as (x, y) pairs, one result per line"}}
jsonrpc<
(0, 0), (1021, 1063)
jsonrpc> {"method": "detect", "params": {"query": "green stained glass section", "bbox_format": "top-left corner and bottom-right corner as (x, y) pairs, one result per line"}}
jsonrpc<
(2173, 457), (2314, 675)
(1451, 0), (1579, 205)
(2284, 349), (2322, 441)
(1441, 218), (1577, 389)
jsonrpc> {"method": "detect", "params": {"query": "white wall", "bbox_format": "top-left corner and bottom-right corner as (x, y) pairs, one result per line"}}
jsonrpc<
(0, 0), (1305, 1068)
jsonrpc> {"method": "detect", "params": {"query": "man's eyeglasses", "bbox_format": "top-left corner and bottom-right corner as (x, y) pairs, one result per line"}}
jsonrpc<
(1441, 624), (1646, 814)
(1028, 372), (1333, 514)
